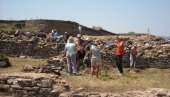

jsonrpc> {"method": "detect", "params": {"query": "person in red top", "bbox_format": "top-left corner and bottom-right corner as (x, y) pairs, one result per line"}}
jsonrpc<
(115, 36), (124, 75)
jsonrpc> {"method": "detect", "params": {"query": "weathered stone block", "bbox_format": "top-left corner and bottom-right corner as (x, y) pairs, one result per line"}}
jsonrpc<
(37, 79), (52, 88)
(73, 93), (88, 97)
(17, 79), (32, 87)
(48, 89), (59, 97)
(0, 76), (8, 84)
(0, 84), (10, 92)
(11, 85), (22, 90)
(39, 88), (52, 97)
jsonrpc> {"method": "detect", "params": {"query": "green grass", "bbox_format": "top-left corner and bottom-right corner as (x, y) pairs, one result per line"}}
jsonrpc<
(1, 57), (170, 92)
(63, 68), (170, 92)
(0, 57), (47, 73)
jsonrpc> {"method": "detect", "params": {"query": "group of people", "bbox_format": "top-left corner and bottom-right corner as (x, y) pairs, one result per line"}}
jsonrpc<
(64, 34), (138, 78)
(14, 29), (138, 77)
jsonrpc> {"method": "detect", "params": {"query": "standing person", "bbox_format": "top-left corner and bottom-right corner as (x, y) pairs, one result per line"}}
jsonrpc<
(82, 37), (92, 74)
(65, 36), (78, 75)
(115, 36), (125, 75)
(76, 34), (85, 71)
(90, 39), (103, 78)
(64, 32), (70, 43)
(130, 43), (138, 73)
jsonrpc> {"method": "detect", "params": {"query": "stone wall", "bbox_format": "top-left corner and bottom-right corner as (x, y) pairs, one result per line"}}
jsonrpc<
(101, 35), (170, 68)
(1, 75), (170, 97)
(0, 58), (68, 97)
(0, 40), (64, 58)
(0, 74), (71, 97)
(0, 32), (170, 68)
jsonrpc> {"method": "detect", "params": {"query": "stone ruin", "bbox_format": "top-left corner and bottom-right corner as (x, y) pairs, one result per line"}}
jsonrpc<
(0, 57), (170, 97)
(0, 32), (170, 96)
(0, 30), (65, 58)
(101, 34), (170, 68)
(1, 74), (170, 97)
(0, 73), (70, 97)
(0, 29), (170, 68)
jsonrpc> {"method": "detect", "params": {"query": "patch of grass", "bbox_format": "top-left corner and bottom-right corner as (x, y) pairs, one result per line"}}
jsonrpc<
(1, 57), (169, 92)
(63, 68), (170, 92)
(0, 57), (47, 73)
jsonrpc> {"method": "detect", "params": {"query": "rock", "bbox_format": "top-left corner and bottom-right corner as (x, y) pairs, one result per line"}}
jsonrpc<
(48, 89), (59, 97)
(59, 92), (70, 97)
(37, 79), (52, 88)
(0, 61), (11, 68)
(89, 93), (101, 97)
(19, 55), (26, 58)
(72, 93), (88, 97)
(17, 79), (32, 87)
(0, 76), (8, 84)
(39, 88), (52, 97)
(0, 85), (10, 92)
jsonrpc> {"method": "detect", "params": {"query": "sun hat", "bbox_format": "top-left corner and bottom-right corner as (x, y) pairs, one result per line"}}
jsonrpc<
(85, 37), (91, 41)
(77, 34), (81, 37)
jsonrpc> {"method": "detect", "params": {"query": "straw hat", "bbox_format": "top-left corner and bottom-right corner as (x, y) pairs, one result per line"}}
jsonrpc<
(85, 37), (91, 41)
(77, 34), (81, 38)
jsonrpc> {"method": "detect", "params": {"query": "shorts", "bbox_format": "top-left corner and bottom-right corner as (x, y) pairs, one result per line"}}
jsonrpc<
(83, 58), (91, 68)
(77, 50), (85, 59)
(91, 58), (101, 66)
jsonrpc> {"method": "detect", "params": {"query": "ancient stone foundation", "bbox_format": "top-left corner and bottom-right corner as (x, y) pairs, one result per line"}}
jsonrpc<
(1, 75), (170, 97)
(0, 74), (71, 97)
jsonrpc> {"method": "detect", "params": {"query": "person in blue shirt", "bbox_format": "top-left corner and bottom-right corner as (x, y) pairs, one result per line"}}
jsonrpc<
(65, 36), (78, 75)
(53, 29), (64, 41)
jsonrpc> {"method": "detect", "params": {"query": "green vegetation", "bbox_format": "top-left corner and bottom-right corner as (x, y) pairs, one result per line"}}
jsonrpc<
(0, 57), (47, 73)
(127, 31), (136, 35)
(0, 23), (19, 31)
(0, 54), (8, 61)
(63, 68), (170, 91)
(92, 26), (103, 30)
(1, 57), (170, 91)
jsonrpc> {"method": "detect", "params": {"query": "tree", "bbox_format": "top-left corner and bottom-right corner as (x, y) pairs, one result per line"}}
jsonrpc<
(127, 31), (136, 35)
(92, 26), (103, 30)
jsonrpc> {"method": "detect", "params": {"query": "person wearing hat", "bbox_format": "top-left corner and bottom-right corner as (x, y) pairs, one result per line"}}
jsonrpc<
(82, 37), (92, 74)
(65, 36), (78, 75)
(115, 36), (125, 76)
(129, 42), (138, 73)
(64, 32), (70, 43)
(76, 34), (85, 71)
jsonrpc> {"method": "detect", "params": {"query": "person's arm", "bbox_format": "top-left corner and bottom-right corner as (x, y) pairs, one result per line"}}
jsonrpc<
(119, 41), (124, 47)
(89, 47), (92, 57)
(74, 44), (77, 52)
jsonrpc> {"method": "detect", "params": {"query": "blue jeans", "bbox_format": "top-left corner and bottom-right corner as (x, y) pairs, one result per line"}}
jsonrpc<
(130, 54), (136, 67)
(66, 54), (77, 74)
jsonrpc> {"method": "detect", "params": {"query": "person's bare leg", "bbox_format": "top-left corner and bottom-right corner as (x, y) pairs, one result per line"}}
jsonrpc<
(96, 65), (99, 78)
(90, 66), (94, 78)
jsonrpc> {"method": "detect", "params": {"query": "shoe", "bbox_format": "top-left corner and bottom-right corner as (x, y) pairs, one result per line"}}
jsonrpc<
(130, 70), (136, 74)
(116, 73), (124, 76)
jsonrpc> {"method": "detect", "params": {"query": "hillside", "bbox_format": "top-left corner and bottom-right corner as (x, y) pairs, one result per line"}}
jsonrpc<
(0, 19), (116, 36)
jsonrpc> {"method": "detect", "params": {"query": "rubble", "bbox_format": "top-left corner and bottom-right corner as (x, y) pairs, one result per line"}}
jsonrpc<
(100, 35), (170, 68)
(1, 32), (170, 68)
(22, 56), (65, 75)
